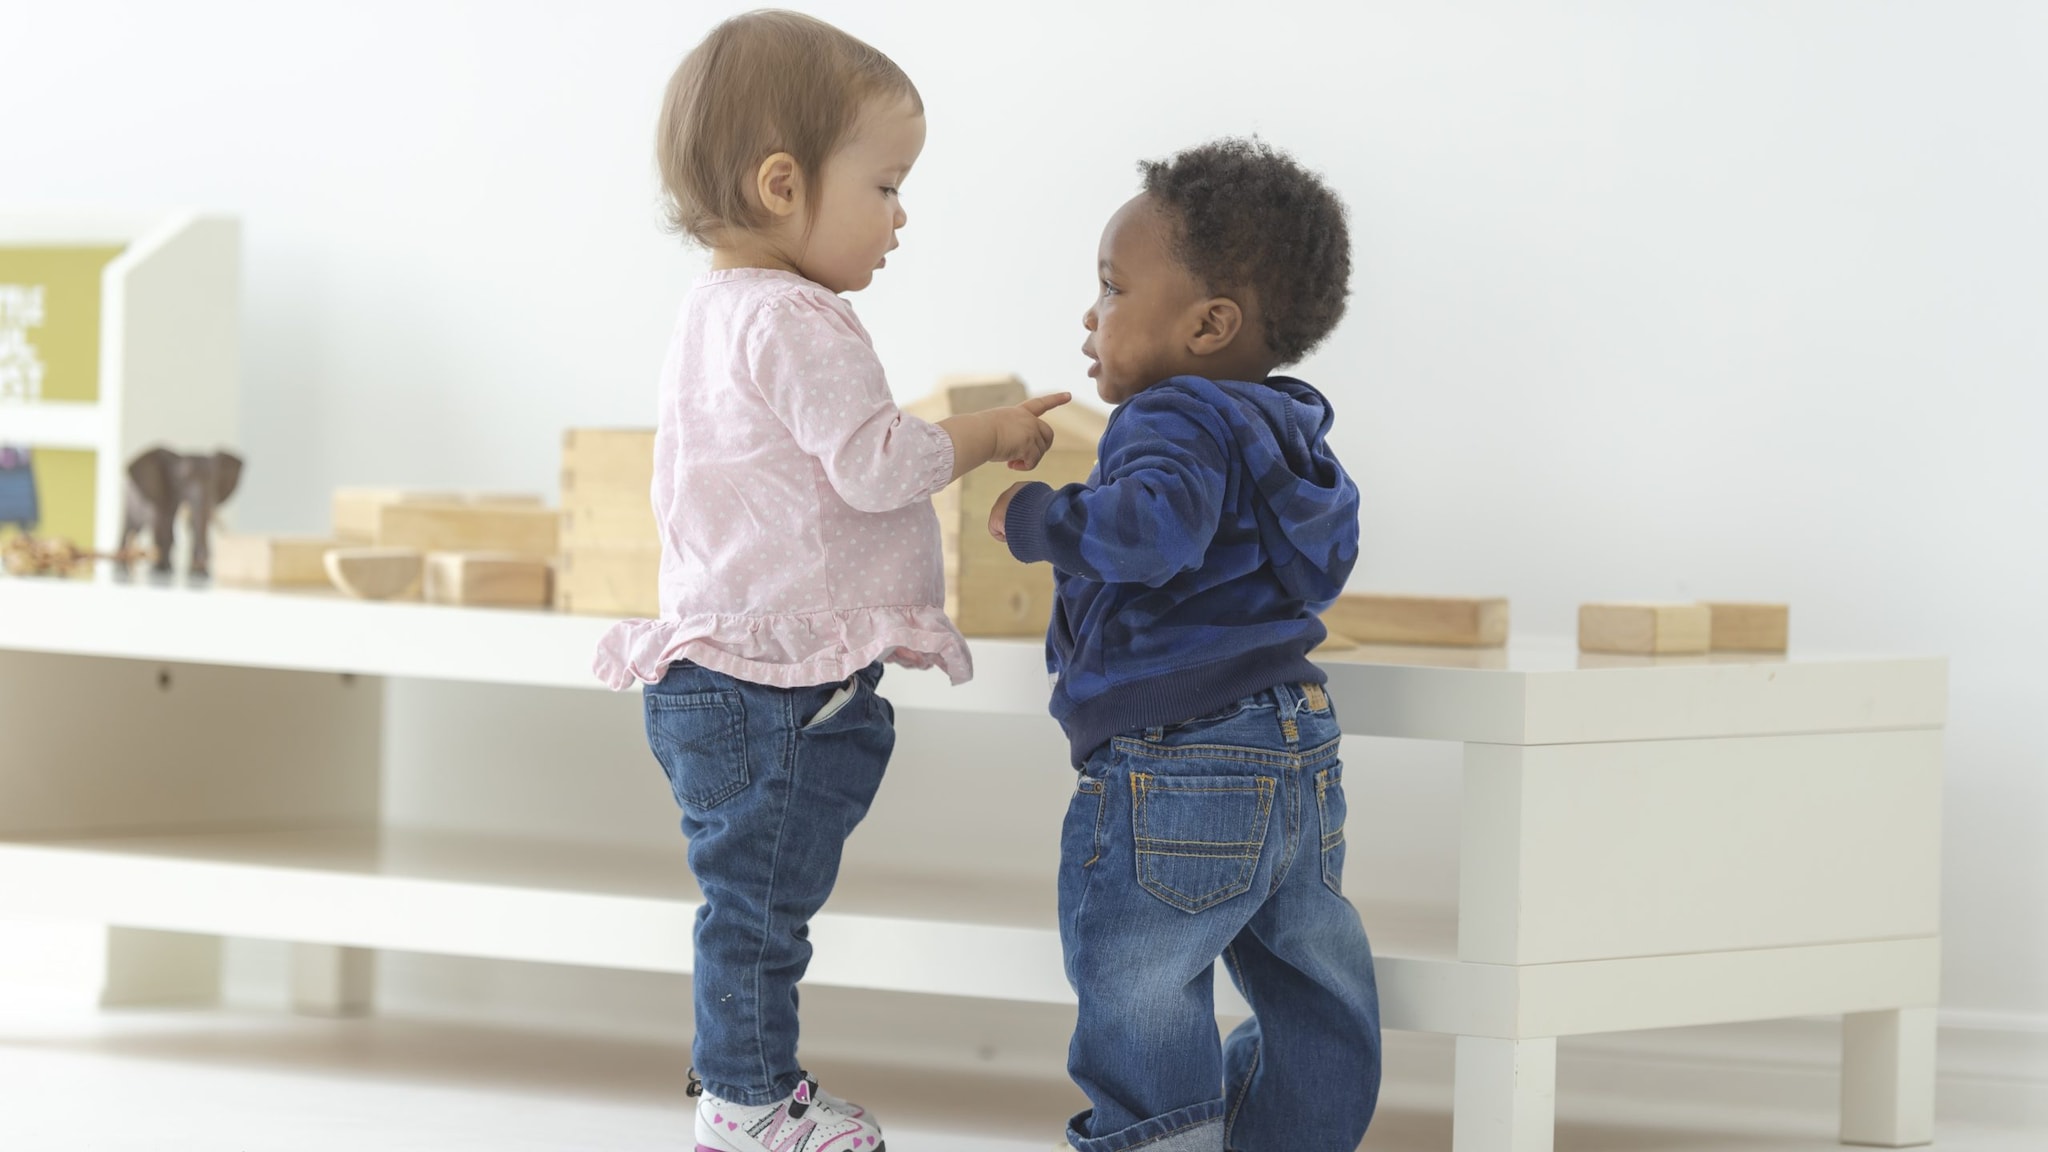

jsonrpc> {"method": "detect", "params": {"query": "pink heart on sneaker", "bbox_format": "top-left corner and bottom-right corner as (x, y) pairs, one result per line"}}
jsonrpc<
(728, 1121), (739, 1132)
(713, 1115), (723, 1125)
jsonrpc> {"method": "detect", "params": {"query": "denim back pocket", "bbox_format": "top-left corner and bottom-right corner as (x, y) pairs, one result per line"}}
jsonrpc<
(644, 689), (749, 810)
(1315, 763), (1348, 897)
(1131, 772), (1275, 913)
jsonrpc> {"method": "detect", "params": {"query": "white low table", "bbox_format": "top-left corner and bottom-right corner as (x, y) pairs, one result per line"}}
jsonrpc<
(0, 578), (1945, 1150)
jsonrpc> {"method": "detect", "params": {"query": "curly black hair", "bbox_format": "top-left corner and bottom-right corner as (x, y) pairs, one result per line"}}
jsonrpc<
(1139, 138), (1351, 366)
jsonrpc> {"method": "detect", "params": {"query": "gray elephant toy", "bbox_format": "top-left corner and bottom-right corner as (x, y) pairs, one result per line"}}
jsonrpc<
(123, 447), (243, 577)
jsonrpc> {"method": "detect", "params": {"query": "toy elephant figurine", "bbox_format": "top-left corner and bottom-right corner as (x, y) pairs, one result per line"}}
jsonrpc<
(123, 447), (243, 577)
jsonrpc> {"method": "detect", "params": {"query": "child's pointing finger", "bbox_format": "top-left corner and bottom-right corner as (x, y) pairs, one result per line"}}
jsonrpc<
(1020, 392), (1071, 416)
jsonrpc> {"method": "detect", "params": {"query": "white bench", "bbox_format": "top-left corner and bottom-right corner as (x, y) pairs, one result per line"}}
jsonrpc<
(0, 577), (1944, 1150)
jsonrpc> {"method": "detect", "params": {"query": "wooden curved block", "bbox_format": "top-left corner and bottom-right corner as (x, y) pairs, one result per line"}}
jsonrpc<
(324, 548), (423, 601)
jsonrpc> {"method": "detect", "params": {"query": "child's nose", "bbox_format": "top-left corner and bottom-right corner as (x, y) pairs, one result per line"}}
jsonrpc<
(1082, 306), (1097, 331)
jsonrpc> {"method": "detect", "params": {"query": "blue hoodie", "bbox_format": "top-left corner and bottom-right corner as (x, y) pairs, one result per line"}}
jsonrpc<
(1003, 375), (1360, 765)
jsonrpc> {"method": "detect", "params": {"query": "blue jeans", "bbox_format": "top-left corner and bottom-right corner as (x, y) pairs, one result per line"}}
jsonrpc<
(643, 659), (893, 1106)
(1060, 682), (1381, 1152)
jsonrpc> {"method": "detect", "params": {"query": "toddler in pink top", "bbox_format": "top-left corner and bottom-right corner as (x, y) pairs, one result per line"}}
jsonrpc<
(593, 12), (1067, 1152)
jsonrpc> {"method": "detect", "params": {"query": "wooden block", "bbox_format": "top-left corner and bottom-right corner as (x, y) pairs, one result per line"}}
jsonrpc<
(903, 376), (1107, 637)
(324, 548), (424, 601)
(902, 374), (1028, 422)
(1321, 594), (1510, 648)
(333, 489), (458, 542)
(333, 489), (539, 542)
(212, 534), (347, 588)
(373, 502), (559, 559)
(1703, 602), (1789, 652)
(1578, 602), (1711, 654)
(561, 501), (658, 548)
(940, 374), (1029, 415)
(555, 545), (660, 617)
(424, 552), (553, 608)
(560, 428), (655, 500)
(951, 443), (1103, 638)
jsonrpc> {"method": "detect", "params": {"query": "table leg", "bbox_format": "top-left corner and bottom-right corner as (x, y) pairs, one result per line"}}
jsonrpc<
(100, 927), (221, 1006)
(1841, 1007), (1936, 1147)
(1453, 1035), (1557, 1152)
(292, 943), (376, 1017)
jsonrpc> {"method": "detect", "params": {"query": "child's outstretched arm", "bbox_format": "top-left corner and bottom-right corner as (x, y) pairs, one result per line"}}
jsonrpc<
(750, 297), (1070, 512)
(746, 297), (964, 513)
(990, 399), (1227, 588)
(938, 392), (1070, 481)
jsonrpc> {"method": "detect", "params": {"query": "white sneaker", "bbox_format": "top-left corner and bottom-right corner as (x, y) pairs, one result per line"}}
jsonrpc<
(692, 1074), (884, 1152)
(813, 1082), (877, 1127)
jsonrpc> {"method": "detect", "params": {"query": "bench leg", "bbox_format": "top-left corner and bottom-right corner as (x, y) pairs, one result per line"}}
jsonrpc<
(1842, 1007), (1936, 1147)
(100, 927), (221, 1006)
(291, 943), (376, 1017)
(1454, 1036), (1556, 1152)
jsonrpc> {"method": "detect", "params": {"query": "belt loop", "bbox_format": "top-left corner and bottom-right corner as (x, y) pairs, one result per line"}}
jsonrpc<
(1271, 682), (1296, 713)
(1144, 725), (1165, 743)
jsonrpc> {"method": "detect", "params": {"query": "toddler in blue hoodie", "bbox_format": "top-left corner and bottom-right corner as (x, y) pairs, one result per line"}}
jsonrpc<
(992, 139), (1378, 1152)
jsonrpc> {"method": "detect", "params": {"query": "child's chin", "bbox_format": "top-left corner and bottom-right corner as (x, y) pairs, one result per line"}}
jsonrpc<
(821, 267), (874, 293)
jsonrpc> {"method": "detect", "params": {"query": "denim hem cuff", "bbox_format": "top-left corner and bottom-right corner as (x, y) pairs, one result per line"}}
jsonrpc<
(699, 1072), (802, 1109)
(1067, 1098), (1225, 1152)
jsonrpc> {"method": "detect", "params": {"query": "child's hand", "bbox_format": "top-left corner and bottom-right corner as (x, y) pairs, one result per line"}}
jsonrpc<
(940, 393), (1072, 481)
(989, 481), (1030, 542)
(990, 393), (1071, 471)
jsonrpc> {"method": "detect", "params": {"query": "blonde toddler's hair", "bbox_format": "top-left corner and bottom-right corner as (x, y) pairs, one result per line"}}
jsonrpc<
(657, 10), (922, 245)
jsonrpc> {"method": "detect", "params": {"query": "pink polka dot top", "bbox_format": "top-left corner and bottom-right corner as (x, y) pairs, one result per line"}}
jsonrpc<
(593, 268), (972, 691)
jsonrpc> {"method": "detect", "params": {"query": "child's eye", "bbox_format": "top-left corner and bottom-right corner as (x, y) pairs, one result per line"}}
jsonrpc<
(881, 186), (900, 197)
(1100, 279), (1119, 297)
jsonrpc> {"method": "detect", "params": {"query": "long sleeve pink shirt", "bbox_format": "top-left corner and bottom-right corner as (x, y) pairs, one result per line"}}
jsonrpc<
(594, 268), (972, 691)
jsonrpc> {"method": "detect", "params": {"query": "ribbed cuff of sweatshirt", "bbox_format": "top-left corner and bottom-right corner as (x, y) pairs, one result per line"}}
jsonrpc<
(1003, 481), (1057, 564)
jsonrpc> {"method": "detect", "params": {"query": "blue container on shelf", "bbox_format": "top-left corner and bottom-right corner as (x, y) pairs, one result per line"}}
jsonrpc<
(0, 445), (39, 531)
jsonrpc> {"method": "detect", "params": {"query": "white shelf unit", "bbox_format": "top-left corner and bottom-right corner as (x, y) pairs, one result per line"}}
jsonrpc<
(0, 399), (102, 450)
(0, 211), (240, 552)
(0, 578), (1948, 1151)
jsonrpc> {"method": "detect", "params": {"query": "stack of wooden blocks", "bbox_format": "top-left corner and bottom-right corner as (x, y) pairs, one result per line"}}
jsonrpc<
(556, 429), (660, 617)
(1578, 601), (1790, 654)
(214, 490), (560, 608)
(339, 491), (558, 607)
(211, 534), (344, 590)
(906, 375), (1107, 637)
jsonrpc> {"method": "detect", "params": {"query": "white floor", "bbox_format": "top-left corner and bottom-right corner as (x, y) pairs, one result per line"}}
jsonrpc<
(0, 1007), (2042, 1151)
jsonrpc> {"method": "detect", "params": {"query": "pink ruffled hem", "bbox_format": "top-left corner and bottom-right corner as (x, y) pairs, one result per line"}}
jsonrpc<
(592, 605), (974, 691)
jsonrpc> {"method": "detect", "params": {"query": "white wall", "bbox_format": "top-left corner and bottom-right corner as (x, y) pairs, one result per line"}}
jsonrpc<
(6, 1), (2044, 1027)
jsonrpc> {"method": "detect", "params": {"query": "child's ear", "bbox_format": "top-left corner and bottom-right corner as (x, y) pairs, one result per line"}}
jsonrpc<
(1186, 296), (1245, 357)
(755, 152), (803, 219)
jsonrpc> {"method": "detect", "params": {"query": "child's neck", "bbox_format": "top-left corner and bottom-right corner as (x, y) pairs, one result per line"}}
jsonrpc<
(710, 235), (804, 278)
